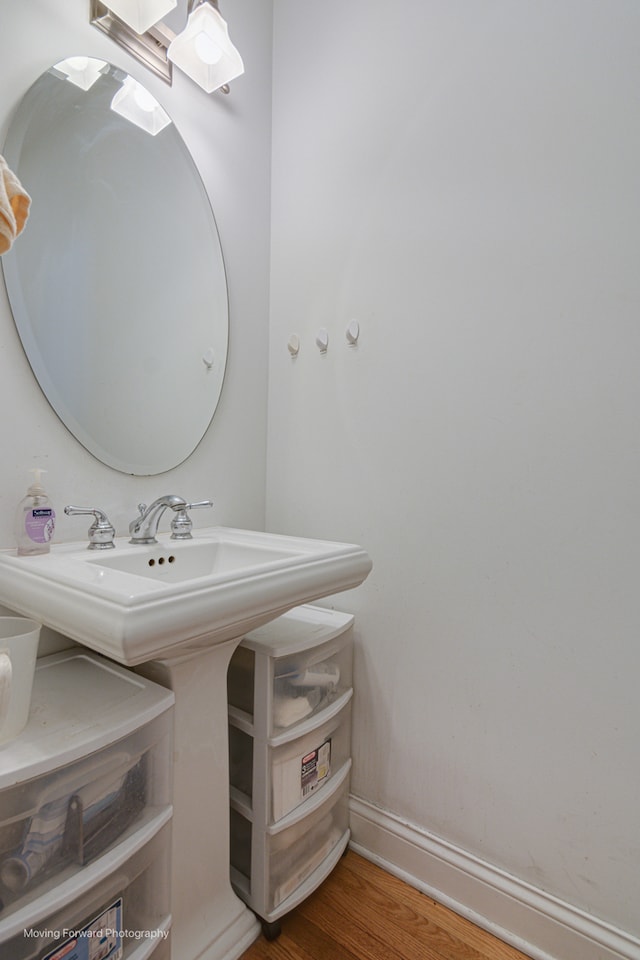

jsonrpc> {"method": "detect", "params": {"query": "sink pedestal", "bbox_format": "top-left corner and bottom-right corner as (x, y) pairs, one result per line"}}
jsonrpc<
(138, 636), (260, 960)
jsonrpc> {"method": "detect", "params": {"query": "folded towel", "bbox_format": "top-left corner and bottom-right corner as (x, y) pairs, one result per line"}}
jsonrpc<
(273, 692), (316, 729)
(0, 154), (31, 255)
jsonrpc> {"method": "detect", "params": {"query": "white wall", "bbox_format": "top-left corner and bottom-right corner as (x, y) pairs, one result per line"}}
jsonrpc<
(268, 0), (640, 946)
(0, 0), (272, 550)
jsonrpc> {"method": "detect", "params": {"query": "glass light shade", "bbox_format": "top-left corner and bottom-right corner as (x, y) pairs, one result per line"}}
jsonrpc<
(111, 76), (172, 135)
(54, 57), (108, 91)
(167, 3), (244, 93)
(106, 0), (177, 35)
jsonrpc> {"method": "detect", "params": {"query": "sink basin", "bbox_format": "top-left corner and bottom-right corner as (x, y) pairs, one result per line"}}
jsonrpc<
(86, 538), (301, 583)
(0, 527), (372, 665)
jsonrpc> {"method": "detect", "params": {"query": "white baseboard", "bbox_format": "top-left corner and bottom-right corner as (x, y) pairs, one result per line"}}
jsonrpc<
(349, 795), (640, 960)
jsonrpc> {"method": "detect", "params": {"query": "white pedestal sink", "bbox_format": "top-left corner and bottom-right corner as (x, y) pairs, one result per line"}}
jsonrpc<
(0, 527), (372, 960)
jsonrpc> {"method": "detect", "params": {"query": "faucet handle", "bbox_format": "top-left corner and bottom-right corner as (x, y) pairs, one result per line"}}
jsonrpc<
(170, 499), (213, 540)
(64, 506), (116, 550)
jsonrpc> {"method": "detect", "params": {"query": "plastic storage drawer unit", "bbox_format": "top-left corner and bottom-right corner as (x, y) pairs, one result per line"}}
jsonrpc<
(228, 605), (354, 938)
(0, 650), (174, 959)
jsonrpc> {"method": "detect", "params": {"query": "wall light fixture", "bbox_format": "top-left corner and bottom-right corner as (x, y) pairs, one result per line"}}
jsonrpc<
(90, 0), (244, 92)
(103, 0), (177, 35)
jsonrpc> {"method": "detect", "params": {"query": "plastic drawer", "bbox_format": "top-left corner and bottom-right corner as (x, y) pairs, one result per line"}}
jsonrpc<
(268, 767), (349, 909)
(229, 695), (352, 821)
(228, 606), (353, 736)
(270, 696), (351, 821)
(230, 760), (351, 913)
(0, 818), (171, 960)
(0, 652), (173, 918)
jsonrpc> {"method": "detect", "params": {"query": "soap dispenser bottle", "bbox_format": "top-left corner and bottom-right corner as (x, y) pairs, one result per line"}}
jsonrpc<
(16, 469), (56, 556)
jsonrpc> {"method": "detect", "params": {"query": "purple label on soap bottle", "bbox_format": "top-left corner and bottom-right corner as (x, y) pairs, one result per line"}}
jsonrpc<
(25, 508), (56, 543)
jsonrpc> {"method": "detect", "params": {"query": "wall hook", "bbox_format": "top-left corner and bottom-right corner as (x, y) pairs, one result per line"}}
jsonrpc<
(346, 320), (360, 345)
(287, 334), (300, 357)
(315, 328), (329, 353)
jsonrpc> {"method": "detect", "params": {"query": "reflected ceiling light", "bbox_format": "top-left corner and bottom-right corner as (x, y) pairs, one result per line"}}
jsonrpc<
(111, 75), (172, 135)
(90, 0), (244, 92)
(55, 56), (108, 91)
(167, 1), (244, 93)
(103, 0), (176, 34)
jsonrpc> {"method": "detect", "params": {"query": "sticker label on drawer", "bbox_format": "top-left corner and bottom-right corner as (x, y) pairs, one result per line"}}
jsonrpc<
(41, 898), (123, 960)
(301, 737), (331, 798)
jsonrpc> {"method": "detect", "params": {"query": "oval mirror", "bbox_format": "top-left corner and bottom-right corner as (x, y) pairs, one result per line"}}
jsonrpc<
(1, 59), (228, 475)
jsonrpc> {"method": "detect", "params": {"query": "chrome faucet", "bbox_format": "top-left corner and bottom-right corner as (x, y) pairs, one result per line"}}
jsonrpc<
(129, 495), (188, 544)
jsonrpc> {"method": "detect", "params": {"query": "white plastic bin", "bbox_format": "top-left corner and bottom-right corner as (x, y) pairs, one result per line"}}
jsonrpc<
(228, 606), (354, 736)
(0, 618), (40, 746)
(0, 650), (173, 919)
(270, 697), (351, 821)
(268, 762), (350, 909)
(229, 695), (352, 820)
(230, 760), (351, 913)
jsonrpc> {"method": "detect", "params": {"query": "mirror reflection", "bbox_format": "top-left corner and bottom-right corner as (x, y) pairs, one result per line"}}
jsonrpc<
(2, 59), (228, 475)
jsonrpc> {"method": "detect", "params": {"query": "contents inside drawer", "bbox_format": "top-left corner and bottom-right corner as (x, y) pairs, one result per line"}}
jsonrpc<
(0, 752), (147, 908)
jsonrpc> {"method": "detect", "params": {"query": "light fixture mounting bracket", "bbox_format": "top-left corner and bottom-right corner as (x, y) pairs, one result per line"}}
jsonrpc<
(90, 0), (176, 84)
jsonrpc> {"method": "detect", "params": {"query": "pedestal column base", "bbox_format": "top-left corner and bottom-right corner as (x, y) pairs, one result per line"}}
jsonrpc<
(137, 636), (261, 960)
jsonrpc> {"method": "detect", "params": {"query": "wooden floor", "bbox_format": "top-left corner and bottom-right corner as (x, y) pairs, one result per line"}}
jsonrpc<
(240, 850), (533, 960)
